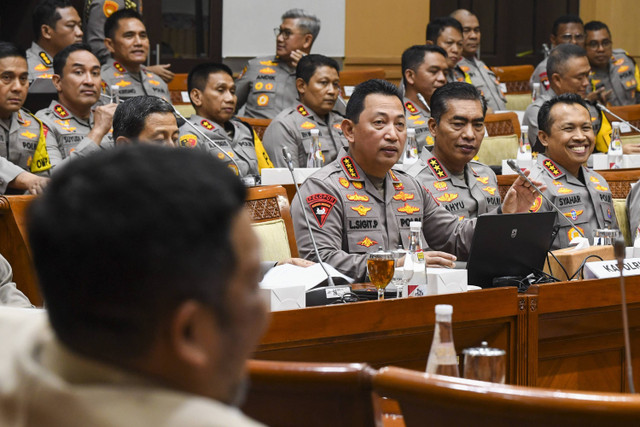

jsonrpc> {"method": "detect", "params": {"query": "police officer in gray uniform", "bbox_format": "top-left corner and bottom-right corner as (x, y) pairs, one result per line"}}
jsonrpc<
(83, 0), (139, 63)
(263, 54), (347, 168)
(179, 63), (272, 179)
(523, 44), (610, 153)
(27, 0), (83, 82)
(36, 44), (116, 168)
(628, 180), (640, 238)
(0, 43), (53, 196)
(291, 79), (543, 281)
(584, 21), (640, 107)
(101, 9), (170, 101)
(451, 9), (506, 111)
(401, 45), (448, 152)
(426, 17), (472, 89)
(529, 94), (617, 250)
(406, 83), (500, 220)
(530, 15), (585, 97)
(236, 9), (321, 119)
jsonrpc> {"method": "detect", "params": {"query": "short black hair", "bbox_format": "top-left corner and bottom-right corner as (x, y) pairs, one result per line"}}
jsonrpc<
(538, 93), (589, 135)
(430, 82), (486, 124)
(104, 8), (144, 40)
(187, 62), (233, 108)
(53, 43), (94, 76)
(401, 44), (447, 85)
(28, 144), (247, 362)
(552, 15), (584, 36)
(0, 42), (26, 62)
(113, 96), (175, 140)
(33, 0), (74, 40)
(346, 79), (402, 124)
(426, 16), (463, 43)
(546, 43), (587, 79)
(296, 54), (340, 83)
(584, 20), (611, 37)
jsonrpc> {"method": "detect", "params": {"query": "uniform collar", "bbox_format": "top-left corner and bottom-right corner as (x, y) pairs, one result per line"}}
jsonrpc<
(191, 114), (223, 132)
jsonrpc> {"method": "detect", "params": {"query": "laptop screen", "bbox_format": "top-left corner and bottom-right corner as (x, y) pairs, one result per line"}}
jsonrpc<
(466, 212), (556, 287)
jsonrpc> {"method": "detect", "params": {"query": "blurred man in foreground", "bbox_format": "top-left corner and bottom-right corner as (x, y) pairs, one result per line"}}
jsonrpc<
(0, 145), (268, 425)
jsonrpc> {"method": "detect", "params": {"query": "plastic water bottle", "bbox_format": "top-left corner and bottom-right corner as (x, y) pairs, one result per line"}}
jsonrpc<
(426, 304), (460, 377)
(516, 125), (532, 168)
(608, 122), (623, 169)
(306, 128), (323, 168)
(532, 83), (541, 102)
(402, 128), (419, 166)
(407, 221), (426, 296)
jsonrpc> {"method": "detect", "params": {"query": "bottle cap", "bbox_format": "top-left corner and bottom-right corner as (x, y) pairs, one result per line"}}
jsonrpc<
(520, 125), (528, 133)
(310, 128), (320, 136)
(407, 128), (416, 137)
(409, 221), (421, 231)
(612, 121), (621, 129)
(435, 304), (453, 315)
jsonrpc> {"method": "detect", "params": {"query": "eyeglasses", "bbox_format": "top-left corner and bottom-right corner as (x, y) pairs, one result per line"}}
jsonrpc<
(586, 39), (612, 49)
(273, 27), (304, 40)
(558, 33), (585, 43)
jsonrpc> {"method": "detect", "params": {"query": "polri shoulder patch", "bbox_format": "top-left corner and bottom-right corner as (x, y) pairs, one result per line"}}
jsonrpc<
(306, 193), (337, 228)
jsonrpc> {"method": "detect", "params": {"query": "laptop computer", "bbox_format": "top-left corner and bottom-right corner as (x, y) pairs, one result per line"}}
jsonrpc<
(465, 212), (556, 287)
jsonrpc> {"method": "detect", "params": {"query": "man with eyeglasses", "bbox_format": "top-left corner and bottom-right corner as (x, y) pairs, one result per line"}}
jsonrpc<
(236, 9), (322, 119)
(530, 15), (585, 97)
(450, 9), (506, 112)
(584, 20), (640, 106)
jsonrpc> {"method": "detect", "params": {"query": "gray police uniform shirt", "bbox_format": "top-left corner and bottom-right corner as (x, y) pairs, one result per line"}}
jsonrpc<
(178, 114), (259, 177)
(529, 154), (617, 250)
(0, 109), (53, 193)
(523, 88), (606, 152)
(458, 56), (507, 111)
(83, 0), (140, 64)
(587, 49), (640, 106)
(101, 59), (170, 101)
(25, 42), (54, 82)
(406, 151), (501, 220)
(0, 253), (31, 308)
(403, 97), (433, 153)
(36, 100), (105, 168)
(530, 57), (552, 96)
(263, 103), (347, 168)
(447, 64), (470, 84)
(628, 180), (640, 239)
(291, 148), (476, 281)
(235, 56), (298, 119)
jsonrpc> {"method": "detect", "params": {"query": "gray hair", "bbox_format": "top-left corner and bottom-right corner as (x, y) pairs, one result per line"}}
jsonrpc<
(282, 8), (321, 42)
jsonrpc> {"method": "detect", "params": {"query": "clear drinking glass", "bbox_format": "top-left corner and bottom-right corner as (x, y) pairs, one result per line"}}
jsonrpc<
(392, 248), (413, 298)
(367, 248), (395, 300)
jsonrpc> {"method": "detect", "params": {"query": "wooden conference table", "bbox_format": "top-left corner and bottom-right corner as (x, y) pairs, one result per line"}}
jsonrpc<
(254, 275), (640, 393)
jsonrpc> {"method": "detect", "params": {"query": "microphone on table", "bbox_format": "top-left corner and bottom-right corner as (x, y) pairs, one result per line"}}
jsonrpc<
(595, 103), (640, 133)
(506, 159), (585, 239)
(615, 237), (635, 393)
(282, 146), (335, 288)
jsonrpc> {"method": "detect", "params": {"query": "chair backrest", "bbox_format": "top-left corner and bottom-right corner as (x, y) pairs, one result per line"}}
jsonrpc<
(237, 117), (272, 141)
(476, 134), (519, 166)
(167, 73), (189, 105)
(339, 68), (386, 98)
(0, 196), (40, 306)
(245, 185), (298, 258)
(605, 104), (640, 135)
(242, 360), (378, 427)
(491, 65), (534, 94)
(484, 111), (521, 137)
(372, 366), (640, 427)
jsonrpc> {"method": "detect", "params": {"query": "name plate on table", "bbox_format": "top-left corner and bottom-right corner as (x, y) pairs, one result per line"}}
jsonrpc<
(261, 168), (320, 185)
(583, 257), (640, 279)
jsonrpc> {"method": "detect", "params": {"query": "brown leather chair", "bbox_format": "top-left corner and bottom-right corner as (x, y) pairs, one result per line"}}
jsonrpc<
(484, 111), (521, 137)
(373, 366), (640, 427)
(0, 195), (40, 306)
(477, 112), (521, 166)
(491, 65), (534, 94)
(245, 185), (298, 258)
(167, 73), (189, 105)
(242, 360), (379, 427)
(237, 117), (272, 141)
(339, 68), (386, 98)
(605, 104), (640, 135)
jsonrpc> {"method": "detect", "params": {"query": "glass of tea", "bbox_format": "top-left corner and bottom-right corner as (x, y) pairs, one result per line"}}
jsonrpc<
(367, 247), (395, 300)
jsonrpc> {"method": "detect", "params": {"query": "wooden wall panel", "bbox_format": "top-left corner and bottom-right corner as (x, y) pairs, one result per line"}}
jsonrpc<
(580, 0), (640, 58)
